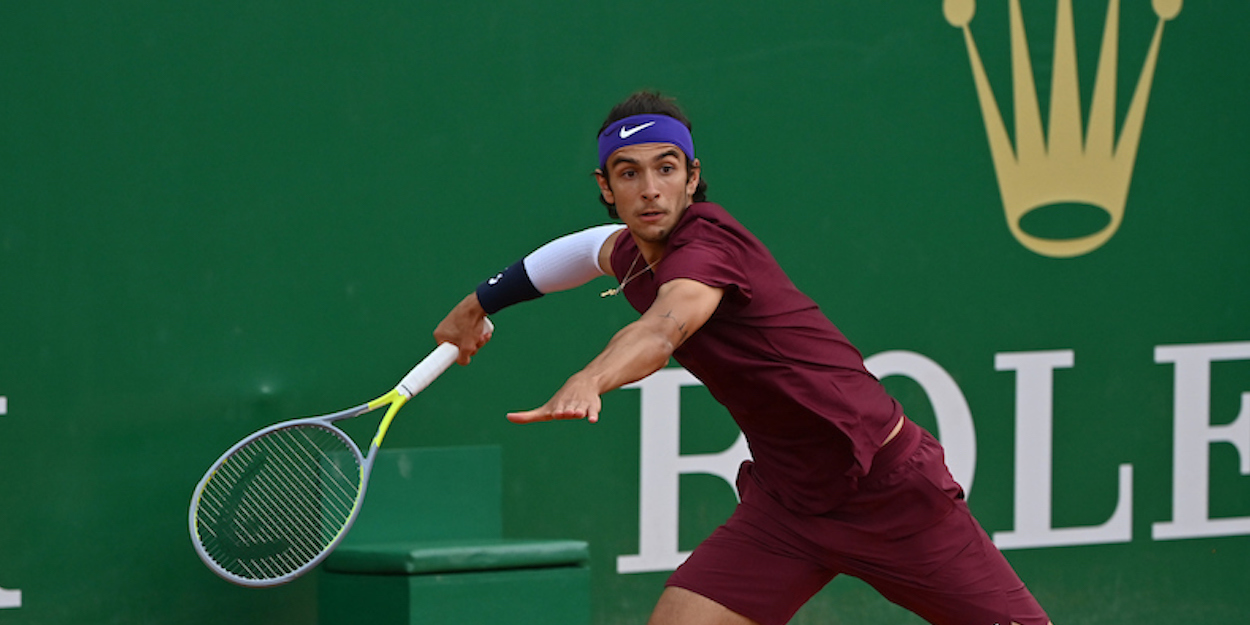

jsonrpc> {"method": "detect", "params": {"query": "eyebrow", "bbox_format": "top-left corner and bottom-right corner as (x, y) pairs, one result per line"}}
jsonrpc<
(609, 155), (640, 168)
(609, 149), (683, 169)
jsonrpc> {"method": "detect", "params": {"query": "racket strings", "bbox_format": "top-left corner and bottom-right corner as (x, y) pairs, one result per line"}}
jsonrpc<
(195, 424), (362, 581)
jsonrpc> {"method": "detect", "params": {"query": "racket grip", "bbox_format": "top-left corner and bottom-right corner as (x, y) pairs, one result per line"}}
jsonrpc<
(396, 318), (494, 397)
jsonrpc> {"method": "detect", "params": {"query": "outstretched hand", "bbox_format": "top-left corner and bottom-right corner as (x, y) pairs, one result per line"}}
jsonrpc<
(507, 374), (603, 424)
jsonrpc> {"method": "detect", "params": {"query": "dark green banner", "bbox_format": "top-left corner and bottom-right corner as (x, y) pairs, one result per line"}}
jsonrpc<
(2, 2), (1245, 623)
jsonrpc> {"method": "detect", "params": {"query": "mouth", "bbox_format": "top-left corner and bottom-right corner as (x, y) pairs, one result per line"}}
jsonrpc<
(637, 209), (666, 223)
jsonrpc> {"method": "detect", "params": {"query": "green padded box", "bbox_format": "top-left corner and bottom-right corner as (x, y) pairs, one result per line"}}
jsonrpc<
(317, 447), (590, 625)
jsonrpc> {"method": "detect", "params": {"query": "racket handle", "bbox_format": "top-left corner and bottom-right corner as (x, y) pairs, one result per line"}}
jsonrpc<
(396, 317), (494, 397)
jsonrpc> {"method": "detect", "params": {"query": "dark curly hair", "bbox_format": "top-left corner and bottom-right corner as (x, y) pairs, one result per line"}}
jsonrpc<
(595, 91), (709, 219)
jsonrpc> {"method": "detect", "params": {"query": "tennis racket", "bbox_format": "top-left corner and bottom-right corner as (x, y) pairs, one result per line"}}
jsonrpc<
(188, 319), (492, 587)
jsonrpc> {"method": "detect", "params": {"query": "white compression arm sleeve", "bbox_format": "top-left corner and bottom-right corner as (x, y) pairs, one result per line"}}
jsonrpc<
(523, 224), (625, 293)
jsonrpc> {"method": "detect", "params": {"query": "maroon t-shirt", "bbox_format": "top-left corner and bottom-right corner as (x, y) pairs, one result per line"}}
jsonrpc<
(611, 202), (902, 514)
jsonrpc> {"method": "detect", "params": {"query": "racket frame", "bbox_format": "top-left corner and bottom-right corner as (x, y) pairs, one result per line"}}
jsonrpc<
(189, 340), (466, 587)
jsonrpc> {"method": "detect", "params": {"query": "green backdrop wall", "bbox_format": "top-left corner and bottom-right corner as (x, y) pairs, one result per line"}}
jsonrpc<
(2, 1), (1247, 623)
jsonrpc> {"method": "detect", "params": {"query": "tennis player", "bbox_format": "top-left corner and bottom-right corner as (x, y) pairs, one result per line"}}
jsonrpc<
(435, 91), (1053, 625)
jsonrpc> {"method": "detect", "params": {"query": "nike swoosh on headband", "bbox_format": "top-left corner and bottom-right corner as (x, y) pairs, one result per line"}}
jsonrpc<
(598, 114), (695, 168)
(619, 121), (656, 139)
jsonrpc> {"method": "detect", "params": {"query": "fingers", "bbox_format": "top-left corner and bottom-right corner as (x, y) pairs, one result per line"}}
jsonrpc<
(439, 318), (492, 366)
(506, 405), (600, 424)
(475, 320), (493, 349)
(456, 320), (493, 365)
(506, 366), (602, 426)
(434, 294), (492, 366)
(506, 409), (560, 424)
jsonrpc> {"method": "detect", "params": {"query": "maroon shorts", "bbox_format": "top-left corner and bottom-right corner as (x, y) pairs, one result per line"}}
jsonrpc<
(666, 421), (1049, 625)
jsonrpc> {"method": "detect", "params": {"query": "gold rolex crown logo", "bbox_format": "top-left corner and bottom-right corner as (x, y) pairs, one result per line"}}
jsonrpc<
(946, 0), (1182, 258)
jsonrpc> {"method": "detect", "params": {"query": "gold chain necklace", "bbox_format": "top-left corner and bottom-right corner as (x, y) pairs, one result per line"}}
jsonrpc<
(600, 251), (658, 298)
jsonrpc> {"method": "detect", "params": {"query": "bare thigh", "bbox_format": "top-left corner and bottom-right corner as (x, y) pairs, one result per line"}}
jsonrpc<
(647, 587), (760, 625)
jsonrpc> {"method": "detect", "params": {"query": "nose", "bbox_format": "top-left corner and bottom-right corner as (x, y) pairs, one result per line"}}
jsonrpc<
(640, 171), (661, 201)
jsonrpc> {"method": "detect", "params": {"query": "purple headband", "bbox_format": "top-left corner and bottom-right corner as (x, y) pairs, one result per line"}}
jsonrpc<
(597, 114), (695, 169)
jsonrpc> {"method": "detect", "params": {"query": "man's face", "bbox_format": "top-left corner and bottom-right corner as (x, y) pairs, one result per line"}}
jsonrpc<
(596, 143), (701, 247)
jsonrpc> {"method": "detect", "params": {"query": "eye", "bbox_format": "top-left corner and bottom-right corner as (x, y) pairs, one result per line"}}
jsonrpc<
(660, 164), (676, 174)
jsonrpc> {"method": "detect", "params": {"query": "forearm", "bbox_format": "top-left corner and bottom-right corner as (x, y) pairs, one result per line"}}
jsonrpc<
(506, 278), (722, 425)
(505, 315), (678, 425)
(571, 278), (722, 396)
(571, 315), (679, 395)
(476, 225), (623, 314)
(437, 225), (620, 366)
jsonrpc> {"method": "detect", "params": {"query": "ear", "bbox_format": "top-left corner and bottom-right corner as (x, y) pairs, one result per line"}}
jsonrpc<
(595, 169), (616, 205)
(685, 158), (701, 197)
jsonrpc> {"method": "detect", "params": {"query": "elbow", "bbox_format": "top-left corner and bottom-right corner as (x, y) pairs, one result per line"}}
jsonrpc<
(644, 327), (680, 371)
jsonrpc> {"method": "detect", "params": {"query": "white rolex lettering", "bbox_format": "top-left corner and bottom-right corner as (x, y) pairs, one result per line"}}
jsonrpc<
(0, 587), (19, 610)
(993, 350), (1133, 550)
(1153, 342), (1250, 540)
(616, 343), (1250, 573)
(1, 395), (20, 610)
(617, 368), (750, 574)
